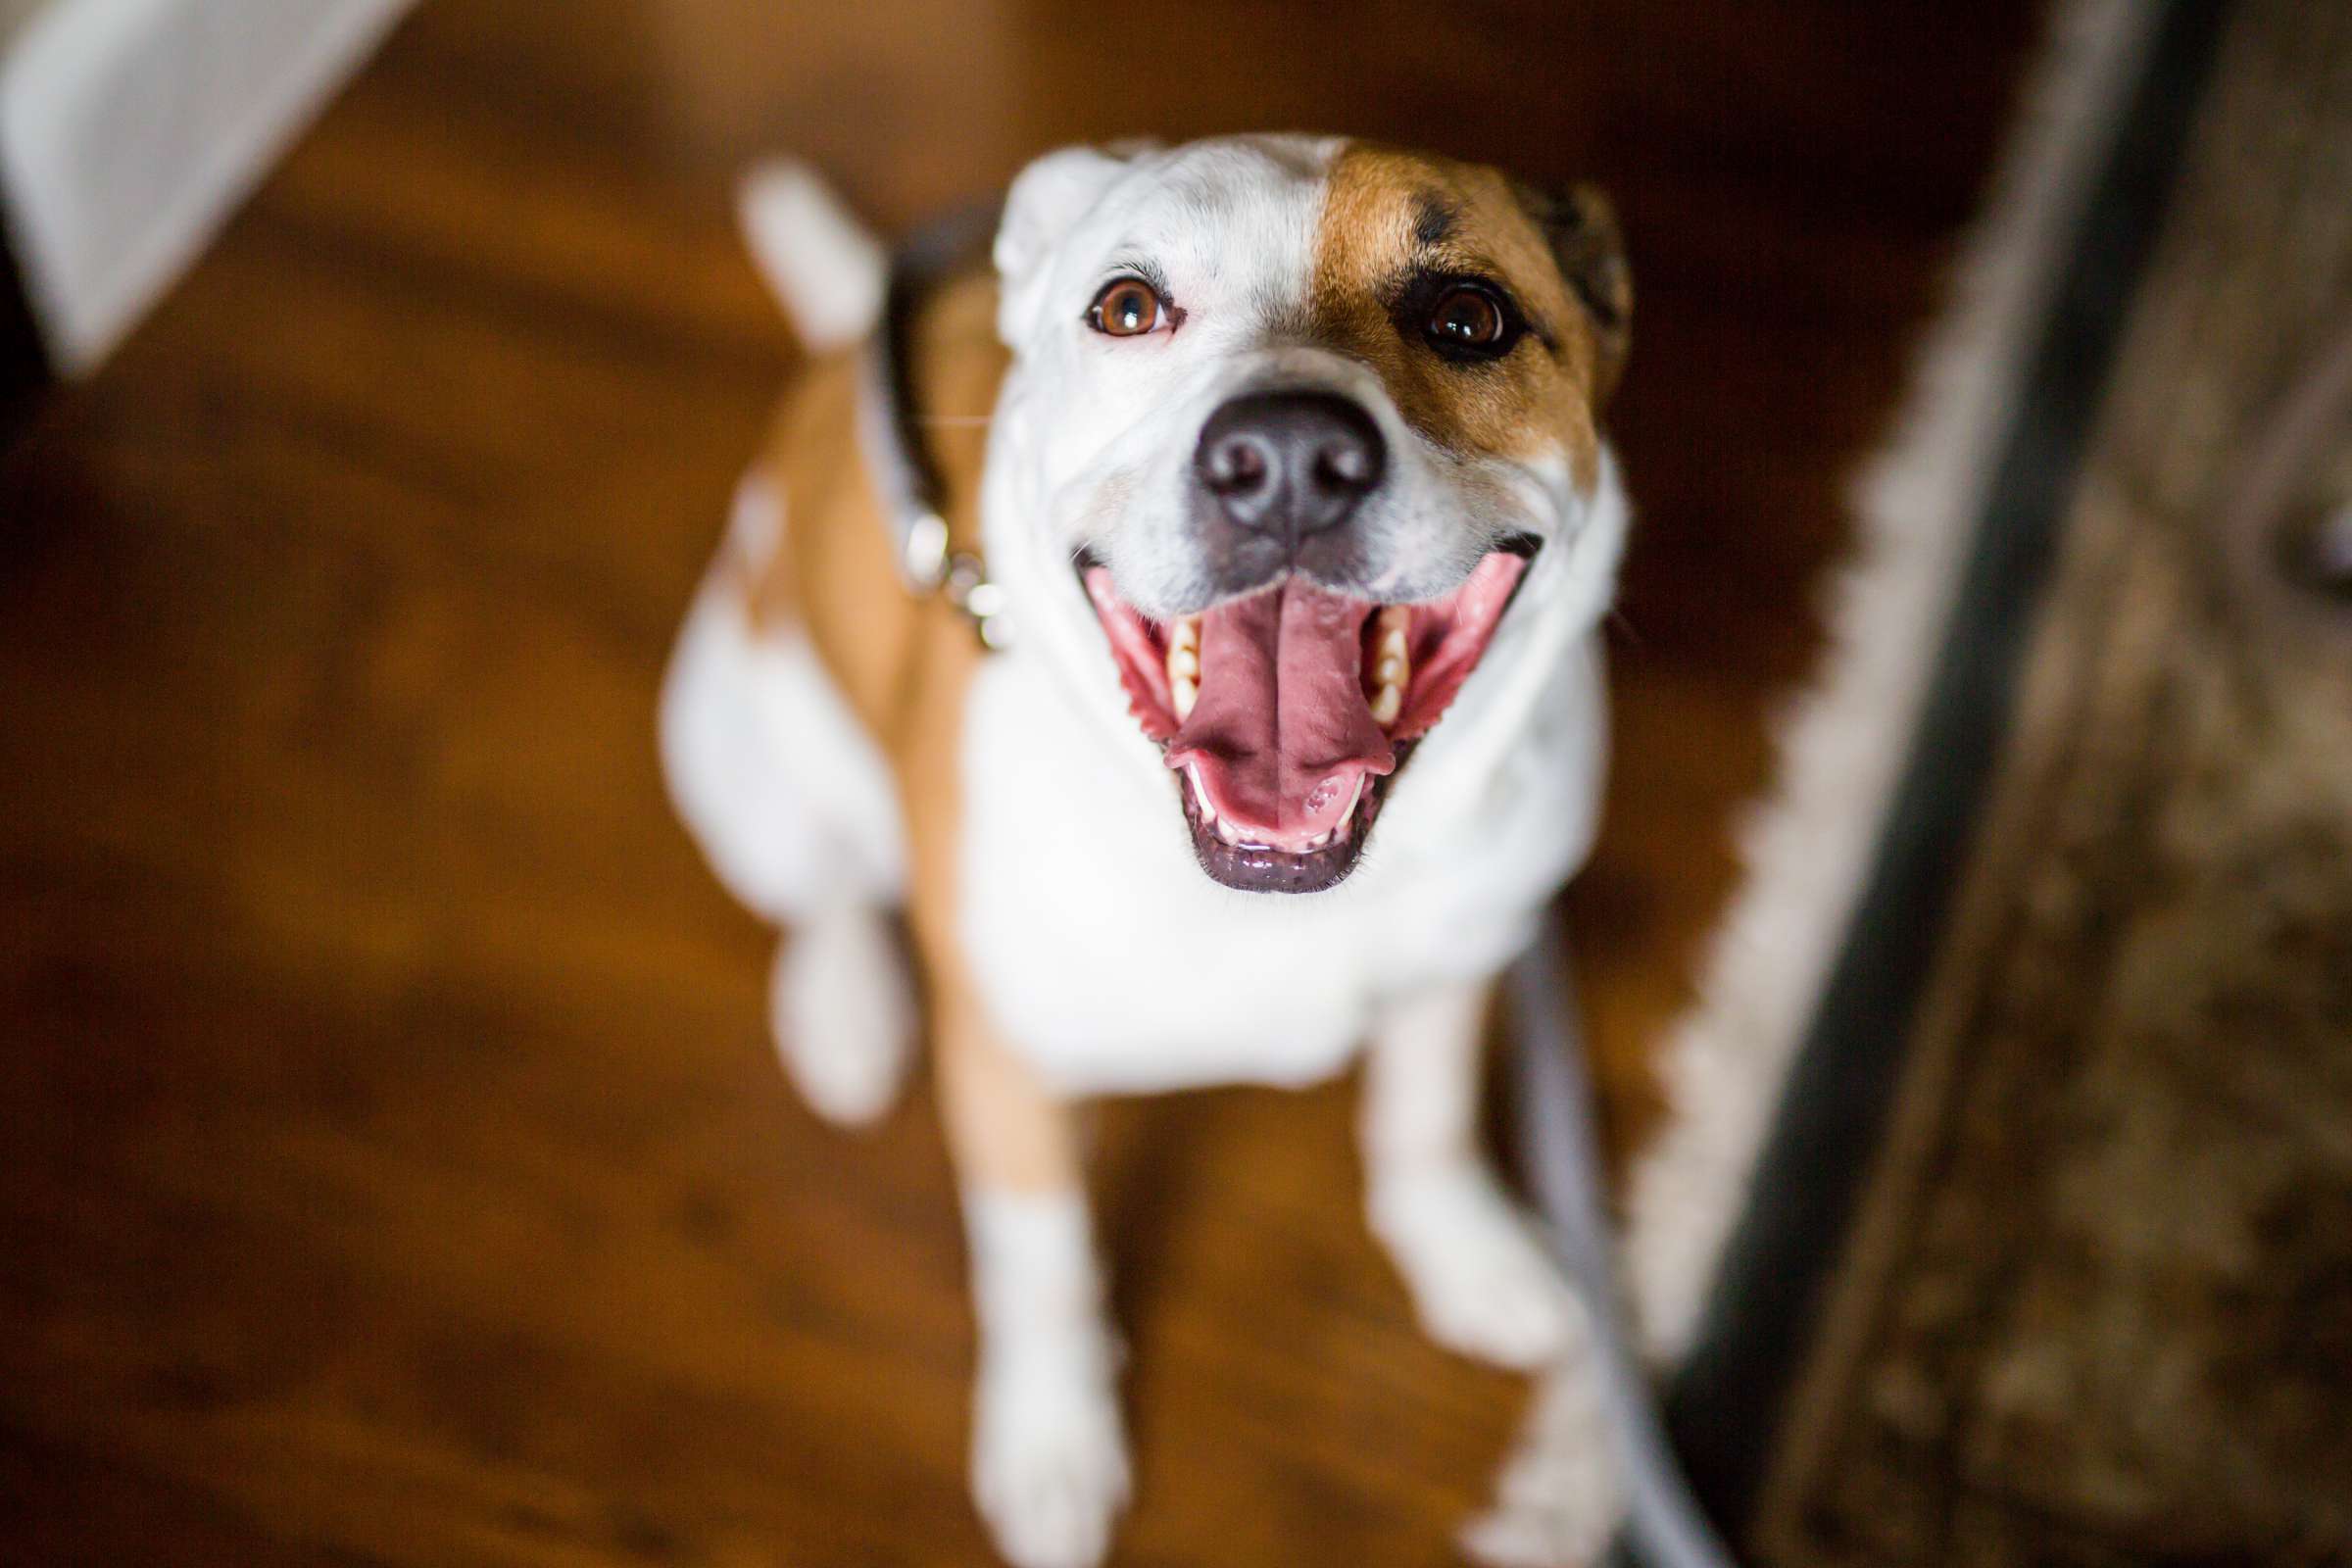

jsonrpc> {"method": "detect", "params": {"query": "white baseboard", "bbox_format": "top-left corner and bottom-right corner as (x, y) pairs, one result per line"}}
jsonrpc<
(0, 0), (412, 374)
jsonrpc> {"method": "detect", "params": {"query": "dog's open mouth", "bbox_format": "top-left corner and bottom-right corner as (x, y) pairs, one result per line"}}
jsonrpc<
(1081, 546), (1533, 893)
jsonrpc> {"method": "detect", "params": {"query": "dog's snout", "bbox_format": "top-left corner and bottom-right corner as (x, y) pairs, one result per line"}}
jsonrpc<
(1195, 391), (1385, 540)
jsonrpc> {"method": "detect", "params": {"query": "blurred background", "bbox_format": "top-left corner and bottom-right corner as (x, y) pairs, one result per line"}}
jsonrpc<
(7, 1), (2344, 1565)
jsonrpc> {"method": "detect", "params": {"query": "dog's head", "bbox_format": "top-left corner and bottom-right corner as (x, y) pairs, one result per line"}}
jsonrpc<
(986, 134), (1632, 894)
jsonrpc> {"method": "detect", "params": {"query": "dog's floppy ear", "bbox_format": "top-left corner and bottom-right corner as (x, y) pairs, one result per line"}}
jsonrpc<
(1517, 180), (1632, 403)
(995, 142), (1158, 342)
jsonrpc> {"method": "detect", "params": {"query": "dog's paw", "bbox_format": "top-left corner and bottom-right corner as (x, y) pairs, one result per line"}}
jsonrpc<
(1369, 1162), (1576, 1371)
(770, 908), (912, 1126)
(971, 1352), (1131, 1568)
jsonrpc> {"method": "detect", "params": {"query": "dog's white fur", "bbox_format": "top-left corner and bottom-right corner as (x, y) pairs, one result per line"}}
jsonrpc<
(664, 137), (1634, 1567)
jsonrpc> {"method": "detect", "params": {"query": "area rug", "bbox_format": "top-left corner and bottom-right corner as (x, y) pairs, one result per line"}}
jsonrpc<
(1482, 0), (2352, 1561)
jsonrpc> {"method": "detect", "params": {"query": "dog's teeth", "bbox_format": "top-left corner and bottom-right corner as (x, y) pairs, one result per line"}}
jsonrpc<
(1165, 616), (1200, 692)
(1215, 816), (1247, 847)
(1336, 774), (1365, 833)
(1185, 762), (1213, 822)
(1166, 617), (1202, 719)
(1370, 607), (1410, 729)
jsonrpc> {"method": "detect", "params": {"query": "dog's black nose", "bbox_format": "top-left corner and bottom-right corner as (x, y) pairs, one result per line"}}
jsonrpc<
(1195, 391), (1385, 540)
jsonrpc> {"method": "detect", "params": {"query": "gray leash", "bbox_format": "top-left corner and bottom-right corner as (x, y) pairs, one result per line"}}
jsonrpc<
(859, 210), (1739, 1568)
(1508, 910), (1740, 1568)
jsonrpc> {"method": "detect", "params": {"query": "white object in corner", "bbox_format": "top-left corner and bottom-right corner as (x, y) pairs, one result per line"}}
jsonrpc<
(0, 0), (412, 374)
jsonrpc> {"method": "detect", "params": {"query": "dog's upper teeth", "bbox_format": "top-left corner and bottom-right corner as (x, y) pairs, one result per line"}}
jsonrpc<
(1370, 607), (1410, 728)
(1167, 615), (1201, 719)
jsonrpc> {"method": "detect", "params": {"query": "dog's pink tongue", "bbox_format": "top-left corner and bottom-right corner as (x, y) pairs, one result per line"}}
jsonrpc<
(1166, 581), (1394, 849)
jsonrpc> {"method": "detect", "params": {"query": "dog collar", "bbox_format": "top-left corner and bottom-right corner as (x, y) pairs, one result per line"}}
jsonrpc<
(856, 199), (1014, 652)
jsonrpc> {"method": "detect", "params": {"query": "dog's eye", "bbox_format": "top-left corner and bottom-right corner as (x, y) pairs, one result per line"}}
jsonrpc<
(1088, 278), (1163, 338)
(1425, 284), (1508, 353)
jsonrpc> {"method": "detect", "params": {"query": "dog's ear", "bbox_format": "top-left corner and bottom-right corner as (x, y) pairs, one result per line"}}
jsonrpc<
(1517, 180), (1632, 403)
(995, 142), (1158, 343)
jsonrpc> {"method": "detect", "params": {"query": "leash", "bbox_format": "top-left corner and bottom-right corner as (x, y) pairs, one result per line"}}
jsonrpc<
(858, 209), (1737, 1568)
(1508, 911), (1740, 1568)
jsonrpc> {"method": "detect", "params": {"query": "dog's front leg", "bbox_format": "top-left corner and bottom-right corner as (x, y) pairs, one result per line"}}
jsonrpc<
(936, 995), (1129, 1568)
(1360, 975), (1577, 1370)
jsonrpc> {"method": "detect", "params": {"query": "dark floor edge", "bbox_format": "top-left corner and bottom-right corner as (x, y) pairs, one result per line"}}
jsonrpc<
(1, 216), (55, 440)
(1654, 0), (2235, 1546)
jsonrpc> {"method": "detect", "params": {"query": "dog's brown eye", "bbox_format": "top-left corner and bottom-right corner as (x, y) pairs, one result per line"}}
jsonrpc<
(1427, 285), (1505, 349)
(1089, 278), (1161, 337)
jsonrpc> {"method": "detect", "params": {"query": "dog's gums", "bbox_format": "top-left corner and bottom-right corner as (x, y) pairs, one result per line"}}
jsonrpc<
(1082, 550), (1531, 893)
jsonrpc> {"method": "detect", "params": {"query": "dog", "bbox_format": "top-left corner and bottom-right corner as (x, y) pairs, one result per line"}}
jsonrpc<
(662, 134), (1635, 1568)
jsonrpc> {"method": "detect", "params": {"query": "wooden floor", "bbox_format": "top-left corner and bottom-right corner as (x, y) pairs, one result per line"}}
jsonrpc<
(0, 3), (2035, 1563)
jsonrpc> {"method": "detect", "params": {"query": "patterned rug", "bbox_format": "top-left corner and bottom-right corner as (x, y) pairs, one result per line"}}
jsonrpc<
(1658, 0), (2352, 1561)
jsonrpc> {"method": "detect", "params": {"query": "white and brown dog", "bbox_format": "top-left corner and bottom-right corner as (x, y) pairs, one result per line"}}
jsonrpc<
(662, 135), (1635, 1568)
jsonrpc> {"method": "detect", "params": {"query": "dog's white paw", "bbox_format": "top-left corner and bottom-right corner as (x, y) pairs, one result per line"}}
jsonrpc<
(971, 1352), (1131, 1568)
(771, 907), (912, 1126)
(1370, 1162), (1576, 1370)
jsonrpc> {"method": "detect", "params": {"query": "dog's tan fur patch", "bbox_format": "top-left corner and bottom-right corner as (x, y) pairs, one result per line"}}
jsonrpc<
(1308, 143), (1625, 491)
(737, 269), (1080, 1192)
(740, 269), (1002, 950)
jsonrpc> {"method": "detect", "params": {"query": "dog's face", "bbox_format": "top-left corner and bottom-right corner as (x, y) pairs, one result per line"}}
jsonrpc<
(990, 135), (1632, 893)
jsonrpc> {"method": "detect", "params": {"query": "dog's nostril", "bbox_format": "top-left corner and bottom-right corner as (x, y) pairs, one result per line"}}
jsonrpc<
(1318, 441), (1375, 490)
(1203, 436), (1270, 495)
